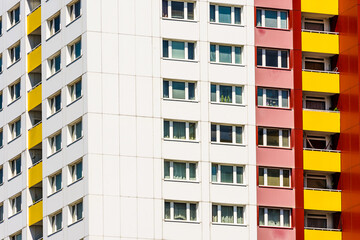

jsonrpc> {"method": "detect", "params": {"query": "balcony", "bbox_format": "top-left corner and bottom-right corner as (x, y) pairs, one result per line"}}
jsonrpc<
(302, 70), (339, 94)
(28, 45), (41, 73)
(301, 0), (338, 15)
(29, 200), (43, 226)
(28, 161), (42, 188)
(28, 122), (42, 149)
(303, 110), (340, 133)
(305, 229), (342, 240)
(27, 5), (41, 35)
(303, 149), (341, 172)
(304, 189), (341, 211)
(28, 83), (42, 111)
(302, 31), (339, 55)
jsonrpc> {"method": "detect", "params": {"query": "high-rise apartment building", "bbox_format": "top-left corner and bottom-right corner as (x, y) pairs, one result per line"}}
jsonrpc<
(0, 0), (357, 239)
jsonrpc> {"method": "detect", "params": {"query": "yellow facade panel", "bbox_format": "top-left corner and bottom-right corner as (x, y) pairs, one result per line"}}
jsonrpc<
(305, 229), (342, 240)
(28, 161), (42, 188)
(301, 0), (338, 15)
(302, 71), (339, 94)
(28, 83), (42, 111)
(302, 32), (339, 55)
(304, 189), (341, 212)
(27, 6), (41, 35)
(303, 150), (341, 172)
(28, 123), (42, 150)
(29, 200), (43, 226)
(27, 45), (42, 73)
(303, 110), (340, 133)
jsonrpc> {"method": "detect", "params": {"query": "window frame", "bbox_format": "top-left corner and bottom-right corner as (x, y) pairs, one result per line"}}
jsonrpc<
(8, 4), (20, 28)
(162, 39), (196, 61)
(211, 124), (244, 145)
(9, 156), (21, 179)
(49, 171), (62, 195)
(212, 204), (245, 225)
(68, 118), (83, 144)
(10, 232), (22, 240)
(48, 92), (62, 117)
(163, 120), (197, 141)
(48, 53), (61, 77)
(67, 0), (81, 24)
(256, 8), (288, 29)
(211, 164), (245, 185)
(259, 207), (291, 228)
(164, 160), (198, 182)
(258, 167), (291, 188)
(47, 13), (61, 38)
(8, 80), (21, 103)
(257, 48), (289, 69)
(163, 79), (197, 101)
(49, 210), (63, 234)
(258, 127), (290, 148)
(210, 44), (243, 65)
(164, 201), (198, 222)
(9, 118), (21, 141)
(68, 159), (83, 184)
(48, 131), (62, 156)
(209, 4), (242, 25)
(69, 200), (83, 224)
(8, 42), (21, 66)
(68, 78), (82, 104)
(162, 0), (196, 21)
(210, 84), (244, 105)
(9, 194), (21, 217)
(257, 87), (290, 109)
(68, 38), (82, 63)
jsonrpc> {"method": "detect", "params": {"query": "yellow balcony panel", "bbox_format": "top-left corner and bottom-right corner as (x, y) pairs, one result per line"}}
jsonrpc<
(304, 189), (341, 211)
(303, 150), (341, 172)
(27, 6), (41, 35)
(28, 123), (42, 150)
(302, 71), (339, 94)
(28, 161), (42, 188)
(28, 45), (41, 73)
(302, 31), (339, 55)
(301, 0), (338, 15)
(305, 229), (342, 240)
(28, 83), (42, 111)
(29, 200), (43, 226)
(303, 110), (340, 133)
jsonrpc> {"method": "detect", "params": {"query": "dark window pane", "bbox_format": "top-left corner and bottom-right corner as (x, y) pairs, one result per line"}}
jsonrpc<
(267, 168), (280, 186)
(172, 81), (185, 99)
(258, 128), (264, 145)
(210, 44), (216, 62)
(171, 1), (184, 19)
(220, 125), (232, 143)
(259, 168), (264, 185)
(164, 161), (170, 179)
(257, 88), (263, 106)
(265, 49), (278, 67)
(221, 166), (233, 183)
(210, 5), (216, 22)
(281, 51), (288, 68)
(163, 81), (169, 98)
(265, 10), (277, 28)
(188, 42), (194, 60)
(187, 3), (194, 20)
(163, 40), (169, 58)
(211, 164), (218, 182)
(256, 9), (262, 26)
(257, 48), (263, 66)
(305, 22), (324, 31)
(173, 122), (186, 139)
(267, 129), (280, 146)
(164, 121), (170, 138)
(211, 124), (217, 142)
(266, 89), (279, 107)
(219, 6), (231, 23)
(235, 8), (241, 24)
(162, 0), (168, 17)
(188, 82), (195, 100)
(219, 45), (232, 63)
(220, 85), (232, 103)
(211, 84), (217, 102)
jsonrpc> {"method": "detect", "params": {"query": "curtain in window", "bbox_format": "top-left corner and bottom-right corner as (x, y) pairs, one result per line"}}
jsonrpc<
(307, 178), (327, 189)
(187, 3), (194, 20)
(267, 169), (280, 186)
(219, 6), (231, 23)
(173, 122), (186, 139)
(283, 210), (290, 227)
(174, 203), (186, 220)
(283, 170), (290, 187)
(265, 49), (278, 67)
(235, 47), (241, 64)
(171, 1), (184, 19)
(220, 125), (232, 143)
(189, 123), (196, 140)
(221, 206), (234, 223)
(280, 12), (287, 29)
(259, 208), (265, 225)
(256, 10), (262, 26)
(237, 207), (244, 224)
(282, 130), (290, 147)
(173, 162), (186, 180)
(220, 85), (232, 103)
(212, 205), (218, 222)
(190, 204), (196, 221)
(219, 46), (232, 63)
(172, 41), (185, 59)
(235, 87), (242, 104)
(268, 209), (280, 226)
(236, 127), (243, 144)
(265, 10), (277, 28)
(164, 121), (170, 138)
(282, 91), (289, 107)
(172, 82), (185, 99)
(164, 161), (170, 179)
(236, 167), (243, 184)
(211, 164), (218, 182)
(221, 166), (233, 183)
(258, 168), (264, 185)
(266, 129), (279, 146)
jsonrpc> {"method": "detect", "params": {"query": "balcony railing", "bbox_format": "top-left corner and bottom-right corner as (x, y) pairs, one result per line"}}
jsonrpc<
(302, 69), (339, 74)
(302, 29), (339, 35)
(305, 227), (341, 232)
(303, 147), (340, 153)
(304, 187), (341, 192)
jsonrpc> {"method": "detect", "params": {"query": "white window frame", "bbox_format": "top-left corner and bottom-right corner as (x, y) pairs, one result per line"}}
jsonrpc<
(9, 156), (21, 178)
(257, 48), (289, 68)
(210, 44), (243, 64)
(49, 171), (62, 195)
(48, 13), (61, 38)
(304, 134), (331, 150)
(303, 95), (329, 110)
(212, 164), (245, 185)
(68, 38), (82, 63)
(210, 4), (242, 25)
(8, 80), (21, 103)
(302, 17), (329, 32)
(163, 1), (196, 20)
(163, 120), (197, 141)
(259, 207), (291, 228)
(259, 167), (291, 187)
(303, 56), (331, 72)
(256, 9), (288, 29)
(305, 212), (332, 229)
(49, 210), (62, 234)
(164, 160), (198, 182)
(163, 80), (197, 101)
(8, 4), (20, 28)
(210, 84), (244, 105)
(8, 42), (21, 65)
(48, 131), (62, 155)
(9, 118), (21, 141)
(68, 118), (82, 144)
(68, 159), (83, 184)
(163, 40), (196, 60)
(164, 201), (198, 222)
(67, 0), (81, 23)
(69, 200), (83, 224)
(258, 127), (290, 148)
(304, 173), (332, 189)
(212, 204), (245, 225)
(211, 124), (244, 145)
(258, 88), (290, 108)
(9, 194), (21, 217)
(68, 78), (82, 104)
(10, 232), (22, 240)
(48, 53), (61, 77)
(48, 92), (61, 116)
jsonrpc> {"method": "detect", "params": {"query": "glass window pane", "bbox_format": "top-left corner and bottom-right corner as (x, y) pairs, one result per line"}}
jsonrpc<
(265, 10), (277, 28)
(265, 49), (278, 67)
(77, 202), (83, 219)
(163, 81), (169, 98)
(75, 81), (82, 98)
(188, 82), (195, 100)
(236, 127), (243, 144)
(219, 6), (231, 24)
(55, 55), (61, 71)
(171, 1), (184, 19)
(258, 128), (264, 145)
(162, 0), (168, 17)
(76, 162), (82, 179)
(187, 3), (194, 20)
(259, 168), (264, 185)
(174, 203), (186, 220)
(75, 41), (82, 58)
(211, 84), (217, 102)
(211, 164), (218, 182)
(280, 12), (288, 29)
(268, 209), (281, 226)
(164, 161), (170, 179)
(256, 9), (262, 26)
(173, 162), (186, 180)
(173, 122), (186, 139)
(219, 45), (232, 63)
(172, 81), (185, 99)
(210, 5), (216, 22)
(266, 89), (279, 107)
(221, 206), (234, 223)
(220, 85), (232, 103)
(235, 87), (242, 104)
(221, 165), (233, 183)
(220, 125), (232, 143)
(282, 130), (290, 147)
(212, 205), (218, 222)
(235, 8), (241, 24)
(237, 207), (244, 224)
(283, 170), (290, 187)
(188, 42), (194, 60)
(267, 128), (280, 146)
(281, 51), (288, 68)
(163, 40), (169, 58)
(15, 83), (20, 98)
(190, 204), (197, 221)
(235, 47), (241, 64)
(257, 48), (263, 66)
(267, 169), (280, 186)
(236, 167), (243, 184)
(189, 163), (196, 180)
(165, 202), (171, 219)
(172, 41), (185, 59)
(189, 123), (196, 140)
(210, 45), (216, 62)
(283, 209), (290, 227)
(211, 124), (217, 142)
(55, 173), (62, 191)
(75, 122), (82, 139)
(259, 208), (265, 225)
(282, 90), (289, 108)
(257, 88), (263, 106)
(164, 121), (170, 138)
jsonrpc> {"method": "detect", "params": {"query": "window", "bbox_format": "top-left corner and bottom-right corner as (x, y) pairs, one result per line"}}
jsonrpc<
(305, 174), (328, 189)
(0, 92), (3, 109)
(304, 135), (329, 150)
(69, 119), (82, 143)
(49, 211), (62, 234)
(10, 232), (22, 240)
(0, 165), (3, 184)
(211, 84), (243, 104)
(164, 160), (197, 181)
(9, 194), (21, 216)
(210, 44), (242, 64)
(49, 132), (62, 155)
(68, 39), (82, 62)
(48, 13), (61, 37)
(163, 40), (195, 60)
(256, 9), (288, 29)
(49, 93), (61, 115)
(259, 167), (290, 187)
(9, 42), (21, 65)
(162, 1), (195, 20)
(306, 213), (327, 229)
(304, 96), (327, 110)
(49, 53), (61, 76)
(211, 124), (243, 144)
(0, 55), (2, 72)
(212, 164), (244, 184)
(9, 118), (21, 141)
(257, 88), (289, 108)
(212, 205), (244, 224)
(9, 81), (21, 103)
(68, 0), (81, 22)
(68, 79), (82, 103)
(210, 5), (241, 25)
(49, 172), (62, 194)
(257, 48), (288, 68)
(259, 207), (291, 227)
(69, 160), (83, 183)
(9, 5), (20, 27)
(163, 80), (196, 100)
(303, 18), (325, 31)
(0, 203), (3, 222)
(304, 57), (328, 71)
(0, 18), (2, 35)
(258, 127), (290, 148)
(9, 157), (21, 178)
(164, 120), (197, 141)
(69, 200), (83, 224)
(0, 129), (3, 148)
(164, 201), (197, 222)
